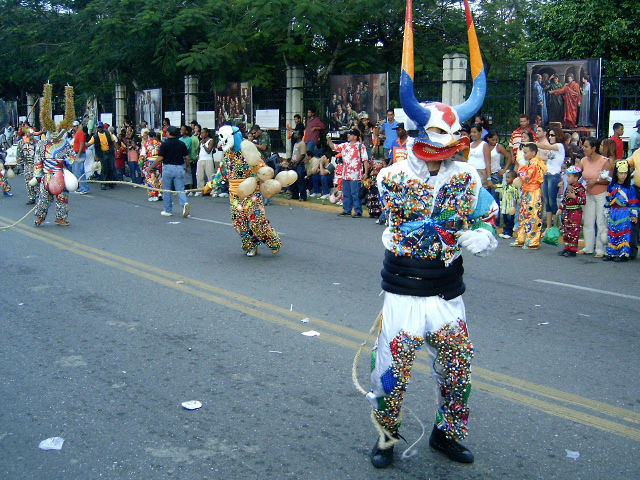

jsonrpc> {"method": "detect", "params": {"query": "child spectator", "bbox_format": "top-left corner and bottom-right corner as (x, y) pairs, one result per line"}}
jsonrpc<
(603, 160), (638, 262)
(556, 166), (586, 256)
(512, 143), (547, 249)
(496, 170), (519, 238)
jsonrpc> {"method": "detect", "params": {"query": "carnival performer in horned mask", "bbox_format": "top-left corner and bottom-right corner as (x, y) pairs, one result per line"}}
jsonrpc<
(33, 84), (78, 226)
(208, 125), (296, 256)
(364, 0), (498, 469)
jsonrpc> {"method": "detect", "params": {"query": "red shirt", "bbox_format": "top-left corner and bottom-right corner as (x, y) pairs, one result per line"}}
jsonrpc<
(303, 116), (326, 144)
(73, 129), (87, 154)
(612, 135), (624, 159)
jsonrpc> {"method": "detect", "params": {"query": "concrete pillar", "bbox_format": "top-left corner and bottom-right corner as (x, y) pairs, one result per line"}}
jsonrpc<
(450, 53), (468, 106)
(115, 84), (127, 128)
(26, 94), (36, 125)
(185, 75), (199, 125)
(442, 54), (452, 104)
(285, 66), (304, 157)
(442, 53), (467, 105)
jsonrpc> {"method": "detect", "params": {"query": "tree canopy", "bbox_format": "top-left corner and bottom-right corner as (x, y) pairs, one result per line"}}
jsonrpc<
(0, 0), (638, 101)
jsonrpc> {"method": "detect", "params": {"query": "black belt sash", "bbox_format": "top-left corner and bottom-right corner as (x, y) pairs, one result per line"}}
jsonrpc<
(381, 250), (465, 300)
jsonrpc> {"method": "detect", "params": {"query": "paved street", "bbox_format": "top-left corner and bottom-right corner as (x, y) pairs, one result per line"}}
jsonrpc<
(1, 181), (639, 480)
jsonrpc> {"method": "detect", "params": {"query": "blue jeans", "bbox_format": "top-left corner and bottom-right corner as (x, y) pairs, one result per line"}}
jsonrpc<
(162, 164), (188, 213)
(502, 214), (515, 236)
(311, 174), (322, 194)
(342, 179), (362, 215)
(72, 153), (89, 192)
(543, 173), (561, 213)
(291, 163), (307, 200)
(306, 141), (323, 157)
(128, 161), (142, 184)
(320, 174), (332, 195)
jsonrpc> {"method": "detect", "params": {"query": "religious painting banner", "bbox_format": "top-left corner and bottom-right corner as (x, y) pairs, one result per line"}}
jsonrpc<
(215, 82), (252, 128)
(526, 59), (602, 133)
(328, 73), (389, 131)
(135, 88), (163, 131)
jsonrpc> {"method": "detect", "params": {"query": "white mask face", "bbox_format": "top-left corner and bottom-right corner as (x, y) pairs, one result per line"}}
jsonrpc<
(217, 125), (234, 152)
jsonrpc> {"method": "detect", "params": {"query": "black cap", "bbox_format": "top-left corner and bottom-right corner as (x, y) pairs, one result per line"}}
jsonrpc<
(392, 122), (405, 130)
(348, 129), (361, 138)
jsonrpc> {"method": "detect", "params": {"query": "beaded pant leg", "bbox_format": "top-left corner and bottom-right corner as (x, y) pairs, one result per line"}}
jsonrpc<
(425, 319), (473, 441)
(35, 177), (52, 219)
(367, 294), (471, 445)
(24, 162), (37, 201)
(54, 192), (69, 221)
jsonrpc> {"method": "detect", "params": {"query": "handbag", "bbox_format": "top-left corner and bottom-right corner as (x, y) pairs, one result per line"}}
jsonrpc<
(543, 217), (561, 246)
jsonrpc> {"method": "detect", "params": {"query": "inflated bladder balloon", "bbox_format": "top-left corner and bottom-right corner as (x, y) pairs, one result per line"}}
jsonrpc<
(237, 176), (258, 199)
(260, 179), (282, 198)
(63, 168), (78, 192)
(241, 140), (262, 166)
(258, 166), (275, 181)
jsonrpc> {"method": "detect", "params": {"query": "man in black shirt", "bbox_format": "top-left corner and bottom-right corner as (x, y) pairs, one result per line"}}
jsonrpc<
(148, 126), (190, 217)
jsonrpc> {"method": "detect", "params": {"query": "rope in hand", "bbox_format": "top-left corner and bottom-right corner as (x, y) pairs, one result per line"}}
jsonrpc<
(351, 308), (426, 458)
(0, 174), (204, 231)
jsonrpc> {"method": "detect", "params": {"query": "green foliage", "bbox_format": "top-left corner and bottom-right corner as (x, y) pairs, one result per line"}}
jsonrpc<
(0, 0), (638, 106)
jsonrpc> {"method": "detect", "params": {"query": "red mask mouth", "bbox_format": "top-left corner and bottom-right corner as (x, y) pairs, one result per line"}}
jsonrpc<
(413, 137), (470, 162)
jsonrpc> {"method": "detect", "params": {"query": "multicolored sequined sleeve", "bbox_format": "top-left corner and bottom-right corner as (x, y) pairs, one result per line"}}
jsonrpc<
(211, 160), (229, 189)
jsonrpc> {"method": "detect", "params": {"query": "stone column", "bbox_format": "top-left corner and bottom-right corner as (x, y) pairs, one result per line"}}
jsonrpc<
(442, 53), (467, 105)
(285, 66), (304, 157)
(115, 84), (127, 128)
(26, 94), (36, 125)
(185, 75), (199, 125)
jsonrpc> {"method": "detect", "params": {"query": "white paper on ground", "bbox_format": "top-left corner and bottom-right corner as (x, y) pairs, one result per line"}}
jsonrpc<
(301, 330), (320, 337)
(181, 400), (202, 410)
(39, 437), (64, 450)
(565, 449), (580, 459)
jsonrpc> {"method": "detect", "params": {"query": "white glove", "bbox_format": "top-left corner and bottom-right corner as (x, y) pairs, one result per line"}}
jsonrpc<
(457, 229), (497, 256)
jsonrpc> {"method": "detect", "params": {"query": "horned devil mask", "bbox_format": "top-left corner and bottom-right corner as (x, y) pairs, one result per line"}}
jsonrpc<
(401, 0), (486, 161)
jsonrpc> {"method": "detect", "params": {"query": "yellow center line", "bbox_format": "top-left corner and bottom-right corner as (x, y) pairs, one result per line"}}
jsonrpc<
(3, 216), (640, 441)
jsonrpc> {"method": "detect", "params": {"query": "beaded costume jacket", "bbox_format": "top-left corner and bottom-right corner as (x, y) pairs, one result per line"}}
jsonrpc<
(378, 157), (497, 265)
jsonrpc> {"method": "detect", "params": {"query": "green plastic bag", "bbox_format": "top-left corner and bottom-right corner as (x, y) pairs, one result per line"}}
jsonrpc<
(543, 226), (560, 246)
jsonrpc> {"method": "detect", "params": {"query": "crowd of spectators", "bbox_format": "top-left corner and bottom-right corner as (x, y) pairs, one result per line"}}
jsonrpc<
(6, 106), (638, 260)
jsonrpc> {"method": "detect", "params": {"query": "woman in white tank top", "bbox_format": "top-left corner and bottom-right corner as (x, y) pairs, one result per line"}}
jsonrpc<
(468, 124), (491, 183)
(195, 127), (216, 195)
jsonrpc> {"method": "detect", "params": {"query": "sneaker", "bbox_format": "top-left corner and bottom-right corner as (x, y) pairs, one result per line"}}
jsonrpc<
(211, 192), (218, 198)
(218, 192), (229, 198)
(187, 192), (193, 196)
(182, 203), (190, 218)
(246, 248), (257, 257)
(3, 191), (13, 196)
(498, 233), (511, 239)
(160, 211), (172, 216)
(34, 216), (44, 227)
(337, 200), (343, 206)
(26, 199), (36, 205)
(429, 425), (474, 463)
(320, 194), (330, 199)
(352, 212), (362, 218)
(194, 192), (202, 197)
(55, 218), (69, 226)
(337, 211), (350, 216)
(565, 251), (576, 257)
(558, 250), (569, 256)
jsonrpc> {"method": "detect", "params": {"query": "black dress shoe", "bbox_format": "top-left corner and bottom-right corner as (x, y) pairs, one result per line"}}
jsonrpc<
(557, 250), (568, 256)
(429, 425), (474, 463)
(352, 212), (362, 218)
(565, 251), (576, 257)
(370, 438), (394, 468)
(26, 199), (36, 205)
(603, 256), (612, 262)
(337, 211), (350, 216)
